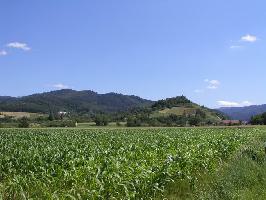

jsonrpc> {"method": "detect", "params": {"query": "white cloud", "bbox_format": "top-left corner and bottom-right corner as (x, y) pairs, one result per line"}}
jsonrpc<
(217, 100), (253, 107)
(205, 79), (220, 89)
(209, 80), (220, 85)
(207, 85), (218, 89)
(52, 83), (70, 89)
(0, 50), (7, 56)
(217, 101), (240, 107)
(242, 101), (253, 106)
(194, 79), (220, 93)
(241, 34), (257, 43)
(7, 42), (31, 51)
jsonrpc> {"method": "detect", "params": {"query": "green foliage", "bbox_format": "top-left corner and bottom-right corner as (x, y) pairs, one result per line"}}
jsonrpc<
(126, 116), (142, 127)
(123, 96), (224, 127)
(126, 112), (209, 127)
(188, 116), (201, 126)
(18, 117), (30, 128)
(0, 89), (152, 114)
(152, 95), (191, 110)
(0, 92), (226, 128)
(48, 111), (55, 121)
(116, 121), (122, 126)
(0, 115), (13, 123)
(42, 120), (76, 127)
(192, 134), (266, 200)
(156, 114), (187, 126)
(94, 114), (109, 126)
(0, 128), (263, 199)
(251, 112), (266, 125)
(195, 108), (206, 119)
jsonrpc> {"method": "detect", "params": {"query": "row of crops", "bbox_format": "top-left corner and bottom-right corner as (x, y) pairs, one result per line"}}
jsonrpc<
(0, 128), (264, 199)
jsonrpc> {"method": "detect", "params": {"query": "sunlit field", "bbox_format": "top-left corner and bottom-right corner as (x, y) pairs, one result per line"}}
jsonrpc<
(0, 127), (265, 199)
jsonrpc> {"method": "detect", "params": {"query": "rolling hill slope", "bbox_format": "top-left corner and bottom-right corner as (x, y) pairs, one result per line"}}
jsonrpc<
(125, 96), (227, 126)
(150, 96), (226, 122)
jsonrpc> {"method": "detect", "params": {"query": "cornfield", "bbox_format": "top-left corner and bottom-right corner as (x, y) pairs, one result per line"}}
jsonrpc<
(0, 128), (262, 199)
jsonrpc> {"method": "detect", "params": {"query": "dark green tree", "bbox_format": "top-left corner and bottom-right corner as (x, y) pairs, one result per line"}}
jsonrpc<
(189, 116), (201, 126)
(195, 109), (206, 119)
(18, 117), (30, 128)
(94, 114), (109, 126)
(252, 113), (266, 125)
(48, 111), (55, 121)
(126, 116), (142, 127)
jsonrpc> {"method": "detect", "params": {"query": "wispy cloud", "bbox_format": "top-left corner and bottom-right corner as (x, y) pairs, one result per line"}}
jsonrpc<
(217, 101), (240, 107)
(241, 34), (257, 43)
(51, 83), (70, 90)
(0, 50), (7, 56)
(205, 79), (220, 89)
(7, 42), (31, 51)
(230, 34), (258, 49)
(217, 100), (253, 107)
(242, 101), (253, 106)
(194, 79), (220, 93)
(194, 89), (203, 93)
(230, 45), (243, 49)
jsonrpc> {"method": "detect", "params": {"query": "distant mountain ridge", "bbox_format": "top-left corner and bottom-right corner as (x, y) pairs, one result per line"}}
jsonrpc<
(0, 89), (153, 114)
(219, 104), (266, 121)
(0, 90), (227, 126)
(0, 96), (16, 101)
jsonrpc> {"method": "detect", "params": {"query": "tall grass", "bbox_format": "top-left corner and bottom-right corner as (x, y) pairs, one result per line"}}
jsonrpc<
(163, 132), (266, 199)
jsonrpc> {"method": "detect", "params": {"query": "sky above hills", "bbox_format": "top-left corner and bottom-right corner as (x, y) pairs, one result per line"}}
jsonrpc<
(0, 0), (265, 108)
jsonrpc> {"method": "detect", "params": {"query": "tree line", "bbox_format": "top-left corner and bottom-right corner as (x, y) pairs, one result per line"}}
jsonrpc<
(250, 112), (266, 125)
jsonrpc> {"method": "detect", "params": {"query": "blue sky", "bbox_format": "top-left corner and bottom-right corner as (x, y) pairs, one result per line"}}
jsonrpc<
(0, 0), (265, 108)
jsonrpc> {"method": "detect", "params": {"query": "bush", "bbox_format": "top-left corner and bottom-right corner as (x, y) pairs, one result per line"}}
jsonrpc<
(94, 115), (109, 126)
(0, 116), (13, 123)
(116, 122), (122, 126)
(42, 120), (76, 127)
(189, 116), (201, 126)
(126, 117), (142, 127)
(250, 113), (266, 125)
(18, 117), (30, 128)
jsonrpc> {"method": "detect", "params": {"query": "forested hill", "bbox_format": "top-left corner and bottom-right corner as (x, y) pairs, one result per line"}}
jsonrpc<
(0, 89), (153, 114)
(219, 104), (266, 121)
(125, 96), (228, 127)
(149, 96), (227, 122)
